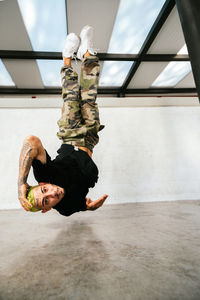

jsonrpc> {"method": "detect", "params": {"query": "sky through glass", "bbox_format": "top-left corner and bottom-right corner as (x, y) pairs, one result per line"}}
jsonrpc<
(99, 61), (133, 86)
(107, 0), (166, 54)
(0, 60), (15, 86)
(17, 0), (67, 52)
(37, 60), (63, 86)
(100, 0), (166, 86)
(152, 44), (192, 87)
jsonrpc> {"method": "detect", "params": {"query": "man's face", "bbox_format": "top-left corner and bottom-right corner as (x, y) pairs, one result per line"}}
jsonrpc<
(33, 183), (65, 211)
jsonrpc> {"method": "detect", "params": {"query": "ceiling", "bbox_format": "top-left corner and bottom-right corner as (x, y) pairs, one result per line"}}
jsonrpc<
(0, 0), (197, 98)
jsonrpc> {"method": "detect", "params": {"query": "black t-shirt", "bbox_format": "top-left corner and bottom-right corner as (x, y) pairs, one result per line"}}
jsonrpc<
(32, 144), (99, 216)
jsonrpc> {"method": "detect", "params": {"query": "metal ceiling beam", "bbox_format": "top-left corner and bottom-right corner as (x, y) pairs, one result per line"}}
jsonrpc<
(176, 0), (200, 101)
(99, 54), (189, 62)
(0, 50), (61, 60)
(0, 88), (119, 95)
(125, 88), (196, 95)
(0, 87), (196, 96)
(141, 54), (189, 62)
(65, 0), (68, 34)
(121, 0), (176, 95)
(0, 50), (189, 62)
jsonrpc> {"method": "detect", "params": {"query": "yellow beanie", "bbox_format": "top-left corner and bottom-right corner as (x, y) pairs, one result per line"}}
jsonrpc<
(26, 186), (40, 212)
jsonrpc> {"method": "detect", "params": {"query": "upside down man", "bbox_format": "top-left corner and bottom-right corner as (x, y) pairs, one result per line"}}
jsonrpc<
(18, 26), (108, 216)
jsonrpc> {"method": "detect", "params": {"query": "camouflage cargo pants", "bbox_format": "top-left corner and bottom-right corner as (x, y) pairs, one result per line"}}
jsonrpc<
(57, 56), (104, 152)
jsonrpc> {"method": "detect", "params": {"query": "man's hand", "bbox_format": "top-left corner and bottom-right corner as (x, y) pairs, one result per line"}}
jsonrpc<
(18, 183), (33, 211)
(86, 194), (108, 211)
(41, 208), (51, 214)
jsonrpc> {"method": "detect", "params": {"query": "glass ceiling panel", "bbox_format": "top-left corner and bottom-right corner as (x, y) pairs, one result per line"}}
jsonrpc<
(0, 60), (15, 86)
(17, 0), (67, 51)
(107, 0), (166, 54)
(37, 60), (63, 86)
(152, 44), (192, 87)
(99, 61), (133, 87)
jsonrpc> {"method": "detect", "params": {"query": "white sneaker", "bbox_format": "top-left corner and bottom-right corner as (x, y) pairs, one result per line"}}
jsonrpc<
(62, 33), (80, 59)
(77, 25), (97, 60)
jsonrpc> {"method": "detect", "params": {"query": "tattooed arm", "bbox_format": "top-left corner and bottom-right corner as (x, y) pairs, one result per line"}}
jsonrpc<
(18, 135), (46, 211)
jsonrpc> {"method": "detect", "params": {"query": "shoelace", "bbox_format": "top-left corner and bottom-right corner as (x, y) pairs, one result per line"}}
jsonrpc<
(72, 47), (99, 63)
(74, 55), (78, 65)
(88, 40), (98, 55)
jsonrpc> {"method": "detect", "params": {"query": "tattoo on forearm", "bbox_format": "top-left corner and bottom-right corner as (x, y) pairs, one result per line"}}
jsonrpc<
(19, 141), (32, 167)
(18, 140), (34, 199)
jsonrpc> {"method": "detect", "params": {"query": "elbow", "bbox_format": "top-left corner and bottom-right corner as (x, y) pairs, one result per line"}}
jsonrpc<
(24, 135), (41, 147)
(23, 135), (41, 157)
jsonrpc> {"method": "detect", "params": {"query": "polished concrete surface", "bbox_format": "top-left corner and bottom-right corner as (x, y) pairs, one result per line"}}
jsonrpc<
(1, 201), (200, 300)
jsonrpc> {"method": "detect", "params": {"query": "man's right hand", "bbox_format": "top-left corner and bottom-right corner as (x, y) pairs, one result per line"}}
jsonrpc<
(86, 194), (108, 211)
(18, 183), (33, 211)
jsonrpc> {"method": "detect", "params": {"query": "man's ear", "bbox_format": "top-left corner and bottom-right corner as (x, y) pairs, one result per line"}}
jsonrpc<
(41, 208), (51, 214)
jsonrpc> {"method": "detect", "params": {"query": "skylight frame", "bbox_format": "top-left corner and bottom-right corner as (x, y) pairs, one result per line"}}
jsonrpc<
(0, 0), (196, 97)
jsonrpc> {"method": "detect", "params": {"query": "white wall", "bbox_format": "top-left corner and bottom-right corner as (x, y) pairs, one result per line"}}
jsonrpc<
(1, 97), (200, 209)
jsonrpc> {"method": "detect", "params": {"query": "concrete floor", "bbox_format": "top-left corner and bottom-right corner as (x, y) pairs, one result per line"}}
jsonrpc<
(1, 201), (200, 300)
